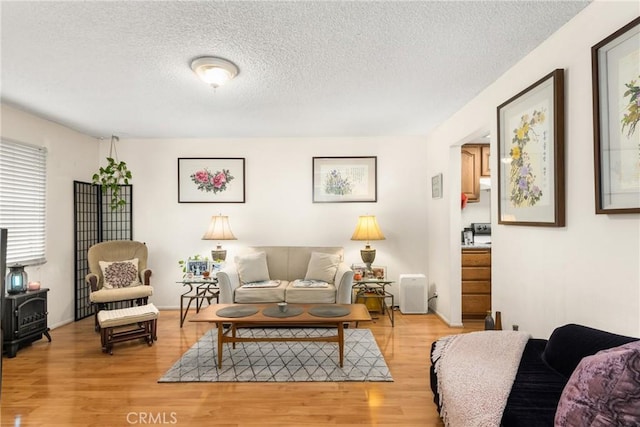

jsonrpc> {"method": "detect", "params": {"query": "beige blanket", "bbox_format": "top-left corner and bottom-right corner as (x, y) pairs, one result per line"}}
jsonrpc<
(433, 331), (531, 427)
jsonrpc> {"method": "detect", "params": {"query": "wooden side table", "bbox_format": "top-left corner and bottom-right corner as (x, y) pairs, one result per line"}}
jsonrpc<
(178, 278), (219, 327)
(352, 280), (394, 327)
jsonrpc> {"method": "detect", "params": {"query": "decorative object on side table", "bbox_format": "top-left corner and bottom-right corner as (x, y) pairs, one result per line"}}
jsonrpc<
(497, 69), (565, 226)
(6, 263), (28, 294)
(484, 311), (495, 330)
(201, 214), (237, 261)
(592, 17), (640, 214)
(351, 215), (386, 275)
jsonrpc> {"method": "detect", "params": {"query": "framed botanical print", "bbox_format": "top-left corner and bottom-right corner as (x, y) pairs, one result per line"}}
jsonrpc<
(497, 69), (565, 226)
(312, 156), (377, 203)
(178, 158), (245, 203)
(592, 17), (640, 214)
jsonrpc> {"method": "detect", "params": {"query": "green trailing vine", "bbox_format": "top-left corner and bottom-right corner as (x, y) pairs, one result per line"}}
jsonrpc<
(92, 136), (132, 210)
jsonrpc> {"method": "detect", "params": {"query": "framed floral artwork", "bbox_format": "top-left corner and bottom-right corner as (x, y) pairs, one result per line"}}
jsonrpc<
(178, 158), (245, 203)
(592, 17), (640, 214)
(497, 69), (565, 226)
(312, 156), (377, 203)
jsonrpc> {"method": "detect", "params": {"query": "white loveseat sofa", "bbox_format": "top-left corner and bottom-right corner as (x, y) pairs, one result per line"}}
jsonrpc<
(216, 246), (354, 304)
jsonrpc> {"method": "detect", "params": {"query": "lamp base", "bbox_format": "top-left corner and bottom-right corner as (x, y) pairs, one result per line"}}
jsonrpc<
(211, 249), (227, 262)
(360, 248), (376, 265)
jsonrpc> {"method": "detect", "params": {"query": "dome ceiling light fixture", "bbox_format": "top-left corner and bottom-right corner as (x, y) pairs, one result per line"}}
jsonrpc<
(191, 56), (239, 89)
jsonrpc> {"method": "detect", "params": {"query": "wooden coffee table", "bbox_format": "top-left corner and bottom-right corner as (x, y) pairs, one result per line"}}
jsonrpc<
(190, 303), (371, 368)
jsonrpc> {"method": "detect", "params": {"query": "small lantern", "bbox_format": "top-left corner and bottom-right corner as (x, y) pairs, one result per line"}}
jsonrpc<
(6, 264), (28, 294)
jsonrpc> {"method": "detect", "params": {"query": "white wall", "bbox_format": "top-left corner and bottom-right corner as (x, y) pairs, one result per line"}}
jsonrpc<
(2, 104), (430, 326)
(105, 136), (429, 310)
(1, 104), (98, 329)
(426, 1), (640, 337)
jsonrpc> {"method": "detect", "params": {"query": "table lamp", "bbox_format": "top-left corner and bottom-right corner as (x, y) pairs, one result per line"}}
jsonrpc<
(351, 215), (385, 274)
(202, 215), (237, 261)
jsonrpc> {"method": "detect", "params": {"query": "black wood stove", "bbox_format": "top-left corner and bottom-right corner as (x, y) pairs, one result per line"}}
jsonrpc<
(2, 288), (51, 357)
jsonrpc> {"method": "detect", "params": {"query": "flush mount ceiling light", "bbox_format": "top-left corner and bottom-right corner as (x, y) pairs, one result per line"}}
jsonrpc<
(191, 56), (239, 89)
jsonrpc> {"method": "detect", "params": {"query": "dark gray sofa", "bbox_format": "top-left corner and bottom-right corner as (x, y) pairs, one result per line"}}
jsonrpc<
(430, 324), (639, 426)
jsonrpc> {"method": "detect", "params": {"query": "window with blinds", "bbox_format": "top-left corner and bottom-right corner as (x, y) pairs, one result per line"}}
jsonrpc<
(0, 139), (47, 265)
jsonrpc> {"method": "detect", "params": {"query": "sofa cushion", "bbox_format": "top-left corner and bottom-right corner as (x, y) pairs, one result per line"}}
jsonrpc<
(285, 282), (337, 303)
(541, 324), (638, 379)
(236, 252), (270, 284)
(99, 258), (140, 289)
(235, 280), (288, 303)
(501, 338), (568, 426)
(554, 341), (640, 426)
(304, 252), (340, 283)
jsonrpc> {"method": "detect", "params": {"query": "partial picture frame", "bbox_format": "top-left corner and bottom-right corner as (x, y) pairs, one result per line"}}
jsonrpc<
(497, 69), (565, 227)
(592, 17), (640, 214)
(431, 173), (443, 199)
(178, 158), (245, 203)
(186, 259), (209, 277)
(312, 156), (377, 203)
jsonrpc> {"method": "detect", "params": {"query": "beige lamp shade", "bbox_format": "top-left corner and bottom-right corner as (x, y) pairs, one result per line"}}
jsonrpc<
(351, 215), (385, 267)
(202, 215), (237, 261)
(351, 215), (385, 242)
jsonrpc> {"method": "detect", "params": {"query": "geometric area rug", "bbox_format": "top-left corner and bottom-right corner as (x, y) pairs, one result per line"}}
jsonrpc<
(158, 328), (393, 382)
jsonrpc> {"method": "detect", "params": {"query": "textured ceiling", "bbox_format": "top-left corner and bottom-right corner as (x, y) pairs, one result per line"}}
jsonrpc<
(0, 1), (590, 139)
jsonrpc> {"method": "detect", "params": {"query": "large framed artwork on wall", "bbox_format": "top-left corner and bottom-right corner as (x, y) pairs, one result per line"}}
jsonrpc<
(312, 156), (377, 203)
(497, 69), (565, 227)
(592, 17), (640, 214)
(178, 158), (245, 203)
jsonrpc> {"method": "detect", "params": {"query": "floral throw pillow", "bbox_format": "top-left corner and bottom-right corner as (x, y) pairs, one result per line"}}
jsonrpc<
(99, 258), (140, 289)
(554, 340), (640, 426)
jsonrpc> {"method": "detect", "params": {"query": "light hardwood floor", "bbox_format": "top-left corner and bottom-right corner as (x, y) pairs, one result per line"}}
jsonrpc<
(1, 307), (482, 426)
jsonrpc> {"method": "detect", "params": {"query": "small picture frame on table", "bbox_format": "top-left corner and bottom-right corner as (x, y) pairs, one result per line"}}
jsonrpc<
(186, 259), (209, 277)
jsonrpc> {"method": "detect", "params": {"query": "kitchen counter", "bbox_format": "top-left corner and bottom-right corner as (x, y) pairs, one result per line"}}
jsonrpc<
(461, 243), (492, 249)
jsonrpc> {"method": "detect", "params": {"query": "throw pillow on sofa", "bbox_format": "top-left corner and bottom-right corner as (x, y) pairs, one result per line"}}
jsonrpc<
(236, 252), (270, 284)
(99, 258), (140, 289)
(554, 340), (640, 426)
(304, 252), (340, 283)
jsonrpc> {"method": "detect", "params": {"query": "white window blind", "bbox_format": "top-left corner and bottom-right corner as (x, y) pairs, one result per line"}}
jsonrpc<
(0, 139), (47, 265)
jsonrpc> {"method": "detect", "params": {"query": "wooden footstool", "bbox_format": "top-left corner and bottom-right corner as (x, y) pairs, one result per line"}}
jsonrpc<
(97, 303), (159, 355)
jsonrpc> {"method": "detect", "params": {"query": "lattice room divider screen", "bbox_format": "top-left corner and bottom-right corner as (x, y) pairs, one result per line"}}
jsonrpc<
(73, 181), (132, 321)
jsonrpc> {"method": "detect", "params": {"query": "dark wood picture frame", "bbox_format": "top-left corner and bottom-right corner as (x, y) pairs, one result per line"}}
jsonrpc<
(592, 17), (640, 214)
(497, 69), (565, 226)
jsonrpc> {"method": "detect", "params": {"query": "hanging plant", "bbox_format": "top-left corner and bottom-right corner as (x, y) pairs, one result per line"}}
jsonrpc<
(92, 135), (132, 210)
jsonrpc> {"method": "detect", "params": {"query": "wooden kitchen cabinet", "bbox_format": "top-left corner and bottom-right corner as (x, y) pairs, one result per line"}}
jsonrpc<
(481, 145), (491, 177)
(462, 248), (491, 319)
(461, 145), (481, 203)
